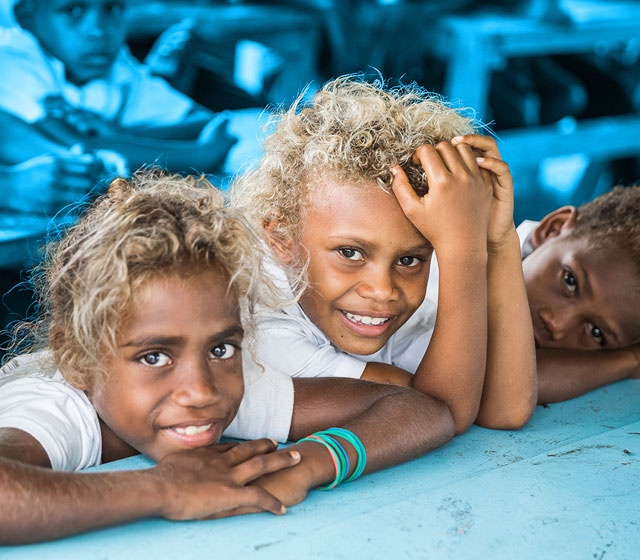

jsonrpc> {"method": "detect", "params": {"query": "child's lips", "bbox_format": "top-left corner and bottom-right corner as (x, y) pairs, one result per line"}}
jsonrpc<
(162, 420), (221, 447)
(338, 309), (396, 336)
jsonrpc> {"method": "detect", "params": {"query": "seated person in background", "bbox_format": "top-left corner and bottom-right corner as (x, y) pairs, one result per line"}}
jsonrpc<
(0, 0), (262, 177)
(0, 145), (127, 214)
(0, 170), (454, 544)
(231, 77), (538, 434)
(518, 185), (640, 402)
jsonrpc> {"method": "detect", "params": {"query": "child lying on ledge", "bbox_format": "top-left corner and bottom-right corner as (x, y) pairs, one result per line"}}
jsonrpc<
(0, 170), (454, 544)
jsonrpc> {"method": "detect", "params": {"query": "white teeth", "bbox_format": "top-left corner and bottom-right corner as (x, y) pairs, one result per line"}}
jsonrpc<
(344, 312), (389, 326)
(175, 423), (212, 435)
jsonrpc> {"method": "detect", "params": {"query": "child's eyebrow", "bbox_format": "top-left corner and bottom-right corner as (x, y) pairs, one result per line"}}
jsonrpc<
(328, 235), (432, 253)
(121, 327), (244, 348)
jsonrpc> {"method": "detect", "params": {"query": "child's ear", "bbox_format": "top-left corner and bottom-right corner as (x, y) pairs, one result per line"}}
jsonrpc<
(531, 206), (578, 248)
(262, 215), (295, 265)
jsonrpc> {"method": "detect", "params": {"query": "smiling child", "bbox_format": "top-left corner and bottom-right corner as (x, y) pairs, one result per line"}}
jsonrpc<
(0, 170), (454, 544)
(231, 77), (537, 433)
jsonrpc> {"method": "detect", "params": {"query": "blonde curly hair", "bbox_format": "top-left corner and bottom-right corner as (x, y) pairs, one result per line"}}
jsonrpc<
(11, 169), (279, 388)
(230, 76), (476, 245)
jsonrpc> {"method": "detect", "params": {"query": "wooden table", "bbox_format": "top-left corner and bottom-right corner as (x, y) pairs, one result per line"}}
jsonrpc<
(2, 379), (638, 559)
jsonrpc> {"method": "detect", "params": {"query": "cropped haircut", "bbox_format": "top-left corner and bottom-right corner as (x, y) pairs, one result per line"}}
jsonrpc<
(571, 185), (640, 284)
(230, 76), (476, 245)
(13, 169), (279, 388)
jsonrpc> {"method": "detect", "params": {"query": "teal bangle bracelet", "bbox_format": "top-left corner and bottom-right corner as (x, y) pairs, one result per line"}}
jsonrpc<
(323, 427), (367, 482)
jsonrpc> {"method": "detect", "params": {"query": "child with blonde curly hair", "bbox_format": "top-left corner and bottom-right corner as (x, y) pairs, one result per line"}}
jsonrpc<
(231, 77), (538, 433)
(0, 170), (454, 544)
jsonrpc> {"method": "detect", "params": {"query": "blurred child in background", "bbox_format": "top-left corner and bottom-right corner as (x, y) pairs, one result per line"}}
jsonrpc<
(0, 0), (263, 185)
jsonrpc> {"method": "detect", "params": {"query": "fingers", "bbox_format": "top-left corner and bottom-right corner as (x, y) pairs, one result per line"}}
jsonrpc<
(475, 156), (513, 197)
(232, 448), (302, 485)
(452, 134), (502, 160)
(223, 438), (279, 466)
(390, 165), (420, 205)
(231, 486), (287, 516)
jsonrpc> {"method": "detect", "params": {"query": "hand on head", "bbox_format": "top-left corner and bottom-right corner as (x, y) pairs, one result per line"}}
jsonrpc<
(390, 139), (492, 255)
(452, 134), (516, 249)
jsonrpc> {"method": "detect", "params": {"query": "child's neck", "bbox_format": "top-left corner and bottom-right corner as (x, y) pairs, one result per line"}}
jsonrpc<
(99, 418), (139, 464)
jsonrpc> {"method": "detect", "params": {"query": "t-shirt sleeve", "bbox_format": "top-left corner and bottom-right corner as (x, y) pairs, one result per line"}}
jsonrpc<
(0, 374), (102, 471)
(0, 29), (55, 123)
(223, 355), (294, 442)
(253, 312), (367, 380)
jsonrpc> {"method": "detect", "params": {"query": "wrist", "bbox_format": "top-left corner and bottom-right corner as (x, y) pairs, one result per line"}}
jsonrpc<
(487, 226), (519, 255)
(288, 440), (338, 489)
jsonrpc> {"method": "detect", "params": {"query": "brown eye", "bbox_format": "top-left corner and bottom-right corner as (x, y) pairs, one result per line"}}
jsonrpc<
(339, 248), (364, 261)
(589, 324), (604, 344)
(562, 269), (577, 294)
(140, 352), (170, 367)
(398, 256), (420, 267)
(210, 343), (237, 360)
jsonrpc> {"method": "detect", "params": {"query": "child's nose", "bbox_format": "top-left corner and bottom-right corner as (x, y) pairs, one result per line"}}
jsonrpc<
(173, 359), (218, 408)
(357, 267), (398, 303)
(539, 307), (574, 343)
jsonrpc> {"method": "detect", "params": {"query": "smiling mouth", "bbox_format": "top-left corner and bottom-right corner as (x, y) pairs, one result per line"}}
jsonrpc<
(174, 423), (213, 435)
(162, 422), (220, 447)
(342, 311), (390, 326)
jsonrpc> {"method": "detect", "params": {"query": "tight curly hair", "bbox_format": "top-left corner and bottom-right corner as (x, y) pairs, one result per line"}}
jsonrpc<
(230, 76), (477, 245)
(571, 185), (640, 283)
(9, 169), (279, 388)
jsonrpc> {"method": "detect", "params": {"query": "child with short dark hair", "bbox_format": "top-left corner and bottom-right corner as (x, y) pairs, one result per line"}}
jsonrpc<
(0, 170), (454, 544)
(517, 185), (640, 402)
(0, 0), (260, 177)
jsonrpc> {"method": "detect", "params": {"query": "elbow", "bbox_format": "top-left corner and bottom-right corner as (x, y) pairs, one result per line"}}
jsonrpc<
(475, 397), (536, 431)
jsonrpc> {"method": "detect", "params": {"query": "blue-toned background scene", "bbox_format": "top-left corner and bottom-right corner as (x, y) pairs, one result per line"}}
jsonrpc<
(1, 0), (640, 351)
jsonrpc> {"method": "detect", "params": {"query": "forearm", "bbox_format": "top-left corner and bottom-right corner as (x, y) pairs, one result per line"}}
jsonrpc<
(0, 111), (69, 163)
(289, 378), (454, 480)
(0, 458), (165, 544)
(537, 346), (639, 404)
(413, 250), (488, 434)
(475, 231), (537, 429)
(35, 118), (218, 172)
(122, 108), (212, 140)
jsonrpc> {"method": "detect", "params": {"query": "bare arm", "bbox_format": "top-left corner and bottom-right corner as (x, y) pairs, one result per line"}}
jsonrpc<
(391, 143), (492, 434)
(537, 345), (640, 403)
(454, 134), (537, 430)
(0, 428), (299, 544)
(35, 115), (235, 173)
(476, 232), (537, 428)
(247, 363), (455, 511)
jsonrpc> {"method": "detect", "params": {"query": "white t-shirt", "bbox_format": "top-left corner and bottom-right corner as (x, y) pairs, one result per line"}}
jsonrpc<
(0, 350), (294, 471)
(254, 258), (438, 379)
(0, 27), (194, 127)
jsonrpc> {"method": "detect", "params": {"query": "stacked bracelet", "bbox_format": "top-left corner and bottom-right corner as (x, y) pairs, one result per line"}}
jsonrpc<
(298, 428), (367, 490)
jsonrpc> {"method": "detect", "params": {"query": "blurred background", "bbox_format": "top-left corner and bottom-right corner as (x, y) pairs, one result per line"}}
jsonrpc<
(1, 0), (640, 353)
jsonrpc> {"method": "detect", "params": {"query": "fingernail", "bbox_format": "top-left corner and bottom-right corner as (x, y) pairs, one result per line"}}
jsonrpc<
(270, 438), (278, 447)
(476, 157), (485, 162)
(280, 505), (287, 514)
(390, 167), (397, 176)
(452, 136), (464, 143)
(289, 450), (301, 460)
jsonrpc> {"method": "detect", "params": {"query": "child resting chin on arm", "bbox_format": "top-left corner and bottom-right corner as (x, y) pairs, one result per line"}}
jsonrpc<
(230, 77), (537, 434)
(0, 170), (454, 544)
